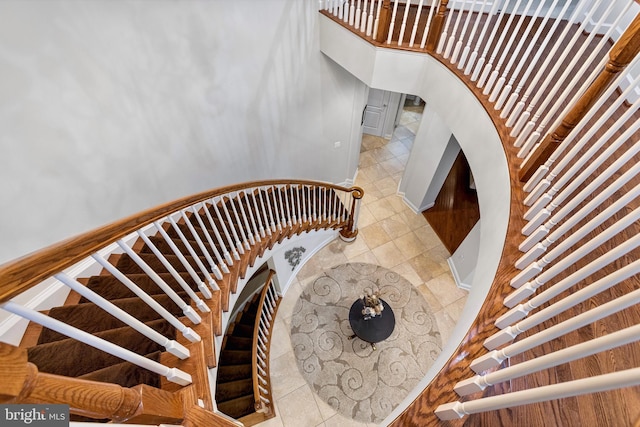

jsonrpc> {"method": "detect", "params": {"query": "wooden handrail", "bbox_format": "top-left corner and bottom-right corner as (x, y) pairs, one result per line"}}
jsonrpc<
(0, 179), (360, 303)
(0, 343), (184, 424)
(339, 186), (364, 240)
(426, 0), (449, 52)
(250, 270), (280, 418)
(519, 11), (640, 181)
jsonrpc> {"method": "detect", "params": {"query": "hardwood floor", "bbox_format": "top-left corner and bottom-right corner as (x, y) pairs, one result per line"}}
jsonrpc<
(422, 151), (480, 255)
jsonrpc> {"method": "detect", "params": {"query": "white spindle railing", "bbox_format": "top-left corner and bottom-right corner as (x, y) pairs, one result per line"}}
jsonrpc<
(251, 271), (281, 416)
(1, 180), (362, 422)
(322, 0), (640, 422)
(0, 301), (193, 386)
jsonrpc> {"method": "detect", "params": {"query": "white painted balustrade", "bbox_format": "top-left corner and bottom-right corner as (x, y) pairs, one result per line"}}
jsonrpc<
(0, 301), (192, 386)
(1, 180), (361, 415)
(321, 0), (640, 421)
(436, 367), (640, 420)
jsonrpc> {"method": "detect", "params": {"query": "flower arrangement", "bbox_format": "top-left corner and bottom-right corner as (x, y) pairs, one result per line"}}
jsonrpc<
(361, 291), (384, 320)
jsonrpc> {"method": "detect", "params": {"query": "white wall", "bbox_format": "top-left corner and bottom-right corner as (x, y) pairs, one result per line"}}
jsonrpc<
(399, 107), (460, 212)
(0, 0), (366, 263)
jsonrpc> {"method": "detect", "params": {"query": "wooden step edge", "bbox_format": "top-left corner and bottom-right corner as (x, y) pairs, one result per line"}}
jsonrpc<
(160, 339), (213, 411)
(239, 410), (275, 427)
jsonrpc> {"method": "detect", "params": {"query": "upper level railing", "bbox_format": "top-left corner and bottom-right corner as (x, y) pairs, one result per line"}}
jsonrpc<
(322, 1), (640, 426)
(0, 179), (363, 424)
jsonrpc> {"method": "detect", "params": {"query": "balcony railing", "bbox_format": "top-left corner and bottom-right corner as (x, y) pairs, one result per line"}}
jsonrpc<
(322, 1), (640, 425)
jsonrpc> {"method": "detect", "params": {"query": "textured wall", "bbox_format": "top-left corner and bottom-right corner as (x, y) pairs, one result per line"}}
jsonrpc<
(0, 0), (364, 263)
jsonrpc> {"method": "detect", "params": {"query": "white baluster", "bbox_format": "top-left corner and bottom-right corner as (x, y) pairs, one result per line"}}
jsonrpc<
(366, 0), (375, 36)
(516, 181), (640, 270)
(497, 0), (563, 112)
(349, 0), (356, 26)
(443, 0), (467, 59)
(227, 193), (250, 250)
(477, 0), (524, 90)
(398, 0), (411, 45)
(437, 0), (458, 54)
(499, 258), (640, 331)
(250, 190), (266, 238)
(211, 199), (240, 260)
(458, 323), (640, 397)
(343, 0), (350, 23)
(168, 215), (221, 287)
(387, 0), (399, 45)
(235, 191), (256, 245)
(491, 0), (549, 105)
(200, 201), (234, 266)
(179, 210), (222, 280)
(153, 220), (217, 293)
(86, 257), (202, 346)
(355, 0), (362, 29)
(462, 0), (497, 74)
(450, 0), (479, 65)
(470, 2), (508, 82)
(137, 230), (212, 310)
(454, 0), (490, 70)
(507, 0), (595, 131)
(373, 0), (383, 40)
(190, 205), (228, 272)
(506, 232), (640, 313)
(524, 95), (640, 209)
(116, 240), (202, 324)
(472, 286), (640, 373)
(520, 144), (640, 254)
(408, 0), (425, 47)
(219, 196), (245, 255)
(438, 369), (640, 420)
(0, 301), (192, 385)
(419, 0), (439, 50)
(512, 0), (618, 146)
(361, 0), (368, 33)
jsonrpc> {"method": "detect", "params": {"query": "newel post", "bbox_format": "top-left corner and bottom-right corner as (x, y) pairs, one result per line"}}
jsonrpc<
(377, 0), (393, 43)
(426, 0), (450, 52)
(0, 343), (184, 424)
(519, 12), (640, 182)
(339, 187), (364, 242)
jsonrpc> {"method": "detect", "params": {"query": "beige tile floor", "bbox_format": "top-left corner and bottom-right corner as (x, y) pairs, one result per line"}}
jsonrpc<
(260, 106), (468, 427)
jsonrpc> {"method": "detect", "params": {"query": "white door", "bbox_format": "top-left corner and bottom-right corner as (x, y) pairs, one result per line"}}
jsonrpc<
(362, 89), (391, 136)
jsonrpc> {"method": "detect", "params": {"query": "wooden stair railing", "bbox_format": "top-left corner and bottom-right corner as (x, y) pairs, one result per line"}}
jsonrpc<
(0, 343), (183, 424)
(0, 180), (363, 425)
(248, 270), (281, 425)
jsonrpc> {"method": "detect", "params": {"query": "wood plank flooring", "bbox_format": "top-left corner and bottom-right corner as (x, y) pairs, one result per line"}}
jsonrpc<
(422, 151), (480, 255)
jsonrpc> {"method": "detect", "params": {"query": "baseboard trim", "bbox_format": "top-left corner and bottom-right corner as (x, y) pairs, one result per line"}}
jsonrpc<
(447, 257), (471, 291)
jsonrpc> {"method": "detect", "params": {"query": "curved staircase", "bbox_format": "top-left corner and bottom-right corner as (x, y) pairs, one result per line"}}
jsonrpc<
(215, 293), (261, 420)
(0, 181), (362, 425)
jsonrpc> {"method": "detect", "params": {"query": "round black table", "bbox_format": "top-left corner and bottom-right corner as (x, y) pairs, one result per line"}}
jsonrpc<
(348, 298), (395, 350)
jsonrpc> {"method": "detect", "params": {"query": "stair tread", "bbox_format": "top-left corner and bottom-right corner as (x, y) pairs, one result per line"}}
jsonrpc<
(78, 351), (162, 388)
(38, 293), (186, 344)
(217, 364), (252, 382)
(215, 378), (253, 402)
(216, 394), (256, 419)
(28, 319), (174, 378)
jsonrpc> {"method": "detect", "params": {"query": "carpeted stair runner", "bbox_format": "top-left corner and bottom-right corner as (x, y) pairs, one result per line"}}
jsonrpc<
(22, 215), (217, 422)
(17, 186), (345, 423)
(215, 294), (261, 419)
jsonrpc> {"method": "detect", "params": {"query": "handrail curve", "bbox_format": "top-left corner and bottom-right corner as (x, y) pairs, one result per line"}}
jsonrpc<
(0, 180), (361, 302)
